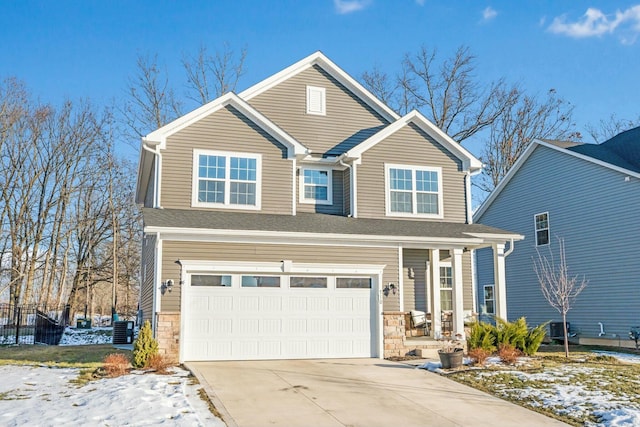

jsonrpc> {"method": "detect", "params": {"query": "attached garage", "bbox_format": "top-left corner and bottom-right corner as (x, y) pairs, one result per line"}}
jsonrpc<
(178, 261), (383, 362)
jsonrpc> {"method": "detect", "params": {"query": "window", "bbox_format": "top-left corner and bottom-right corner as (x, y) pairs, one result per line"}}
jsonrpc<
(191, 275), (231, 287)
(306, 86), (326, 115)
(439, 265), (453, 311)
(290, 277), (327, 288)
(535, 212), (549, 246)
(483, 285), (495, 315)
(299, 167), (333, 204)
(336, 277), (371, 289)
(241, 276), (280, 288)
(193, 149), (261, 209)
(386, 164), (442, 217)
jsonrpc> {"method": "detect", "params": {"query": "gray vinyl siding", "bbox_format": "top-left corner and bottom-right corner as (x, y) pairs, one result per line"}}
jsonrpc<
(161, 105), (293, 214)
(140, 234), (156, 324)
(248, 65), (389, 156)
(475, 145), (640, 337)
(159, 241), (400, 312)
(296, 169), (344, 215)
(144, 163), (155, 208)
(357, 123), (467, 222)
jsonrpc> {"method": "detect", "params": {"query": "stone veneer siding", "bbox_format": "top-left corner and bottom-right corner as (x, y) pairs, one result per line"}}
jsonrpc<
(156, 312), (180, 363)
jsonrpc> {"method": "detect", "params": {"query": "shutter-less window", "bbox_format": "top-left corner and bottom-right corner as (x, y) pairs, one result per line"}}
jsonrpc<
(306, 86), (326, 115)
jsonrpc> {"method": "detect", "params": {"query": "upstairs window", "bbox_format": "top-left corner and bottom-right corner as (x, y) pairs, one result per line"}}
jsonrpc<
(306, 86), (326, 115)
(385, 164), (442, 217)
(535, 212), (549, 246)
(193, 149), (261, 209)
(299, 167), (333, 205)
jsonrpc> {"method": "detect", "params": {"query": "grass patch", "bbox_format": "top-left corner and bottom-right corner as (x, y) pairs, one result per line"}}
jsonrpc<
(0, 344), (131, 368)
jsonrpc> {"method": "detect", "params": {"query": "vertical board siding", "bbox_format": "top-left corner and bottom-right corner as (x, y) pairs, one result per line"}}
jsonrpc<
(357, 124), (467, 222)
(140, 234), (156, 324)
(161, 106), (293, 214)
(476, 145), (640, 336)
(160, 241), (400, 312)
(248, 65), (389, 156)
(296, 169), (344, 215)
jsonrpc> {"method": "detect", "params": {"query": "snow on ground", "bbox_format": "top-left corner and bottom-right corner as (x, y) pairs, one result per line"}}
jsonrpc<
(419, 351), (640, 427)
(59, 327), (114, 345)
(0, 365), (225, 427)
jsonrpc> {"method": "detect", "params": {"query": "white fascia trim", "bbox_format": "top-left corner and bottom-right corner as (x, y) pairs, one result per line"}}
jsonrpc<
(153, 234), (162, 329)
(143, 225), (484, 246)
(464, 232), (524, 242)
(239, 51), (399, 123)
(346, 110), (483, 172)
(144, 93), (308, 158)
(178, 260), (386, 276)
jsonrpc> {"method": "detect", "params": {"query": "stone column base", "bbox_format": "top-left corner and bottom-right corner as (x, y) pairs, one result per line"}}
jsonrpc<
(155, 312), (180, 364)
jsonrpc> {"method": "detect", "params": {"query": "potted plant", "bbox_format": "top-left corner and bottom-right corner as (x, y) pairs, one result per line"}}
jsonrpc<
(438, 340), (464, 369)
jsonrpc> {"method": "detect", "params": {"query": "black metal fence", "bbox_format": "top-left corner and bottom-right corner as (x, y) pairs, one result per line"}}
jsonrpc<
(0, 303), (69, 345)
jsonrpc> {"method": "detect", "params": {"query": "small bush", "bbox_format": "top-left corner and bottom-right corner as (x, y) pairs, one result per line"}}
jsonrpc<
(467, 321), (497, 352)
(468, 347), (492, 366)
(132, 320), (159, 369)
(495, 317), (528, 350)
(498, 343), (521, 365)
(103, 353), (130, 377)
(146, 353), (172, 374)
(523, 322), (548, 356)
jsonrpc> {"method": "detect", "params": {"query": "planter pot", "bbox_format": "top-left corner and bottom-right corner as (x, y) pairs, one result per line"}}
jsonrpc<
(438, 348), (464, 369)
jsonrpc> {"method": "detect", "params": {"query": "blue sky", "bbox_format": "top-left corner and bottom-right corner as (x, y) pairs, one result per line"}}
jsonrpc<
(2, 1), (639, 157)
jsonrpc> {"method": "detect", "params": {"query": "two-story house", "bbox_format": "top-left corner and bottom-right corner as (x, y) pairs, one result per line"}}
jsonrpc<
(135, 52), (521, 362)
(474, 128), (640, 346)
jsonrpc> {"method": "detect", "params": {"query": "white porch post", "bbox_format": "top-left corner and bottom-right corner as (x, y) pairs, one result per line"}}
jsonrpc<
(493, 243), (507, 319)
(451, 248), (465, 338)
(429, 249), (441, 337)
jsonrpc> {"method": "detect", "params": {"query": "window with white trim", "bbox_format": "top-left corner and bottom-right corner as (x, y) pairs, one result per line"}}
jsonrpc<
(241, 275), (280, 288)
(385, 164), (442, 217)
(299, 167), (333, 204)
(336, 277), (372, 289)
(439, 265), (453, 311)
(191, 274), (232, 287)
(306, 86), (326, 115)
(483, 285), (495, 315)
(534, 212), (549, 246)
(193, 149), (261, 209)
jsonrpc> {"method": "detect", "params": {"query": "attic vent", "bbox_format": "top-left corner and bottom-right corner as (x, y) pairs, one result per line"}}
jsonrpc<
(306, 86), (326, 115)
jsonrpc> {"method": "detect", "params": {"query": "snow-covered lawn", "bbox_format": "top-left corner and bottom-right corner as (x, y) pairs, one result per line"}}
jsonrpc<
(0, 327), (225, 426)
(434, 351), (640, 427)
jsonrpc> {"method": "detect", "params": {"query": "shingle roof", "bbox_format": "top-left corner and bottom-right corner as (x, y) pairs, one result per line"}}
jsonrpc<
(143, 208), (519, 241)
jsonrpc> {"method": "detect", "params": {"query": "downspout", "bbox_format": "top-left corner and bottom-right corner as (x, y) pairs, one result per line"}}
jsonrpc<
(338, 158), (353, 217)
(465, 171), (473, 224)
(504, 238), (515, 257)
(142, 138), (162, 208)
(292, 158), (297, 215)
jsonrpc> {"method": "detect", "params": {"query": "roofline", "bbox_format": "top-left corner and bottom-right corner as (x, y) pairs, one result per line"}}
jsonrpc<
(143, 92), (309, 157)
(473, 139), (640, 221)
(238, 51), (401, 123)
(345, 110), (483, 171)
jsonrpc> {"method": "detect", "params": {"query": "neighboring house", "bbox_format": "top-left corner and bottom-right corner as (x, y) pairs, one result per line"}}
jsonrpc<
(135, 51), (520, 362)
(474, 127), (640, 344)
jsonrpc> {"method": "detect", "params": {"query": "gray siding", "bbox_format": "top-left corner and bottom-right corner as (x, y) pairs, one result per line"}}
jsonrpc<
(296, 169), (344, 215)
(161, 105), (293, 214)
(248, 65), (389, 156)
(159, 241), (400, 312)
(140, 234), (156, 324)
(475, 145), (640, 336)
(357, 123), (467, 222)
(144, 163), (155, 208)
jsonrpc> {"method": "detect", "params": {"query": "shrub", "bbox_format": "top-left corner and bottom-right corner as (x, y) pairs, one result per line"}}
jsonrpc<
(132, 320), (159, 369)
(522, 322), (549, 356)
(467, 321), (497, 353)
(498, 343), (521, 365)
(103, 353), (130, 377)
(468, 347), (492, 366)
(146, 353), (172, 374)
(495, 317), (528, 350)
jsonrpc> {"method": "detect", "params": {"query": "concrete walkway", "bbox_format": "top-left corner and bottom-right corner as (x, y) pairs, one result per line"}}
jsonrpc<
(187, 358), (568, 427)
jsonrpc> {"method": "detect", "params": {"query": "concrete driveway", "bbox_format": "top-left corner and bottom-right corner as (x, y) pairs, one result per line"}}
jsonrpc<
(187, 359), (568, 427)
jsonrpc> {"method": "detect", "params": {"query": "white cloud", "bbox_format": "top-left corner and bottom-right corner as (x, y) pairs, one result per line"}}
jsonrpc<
(548, 5), (640, 43)
(482, 6), (497, 21)
(334, 0), (371, 14)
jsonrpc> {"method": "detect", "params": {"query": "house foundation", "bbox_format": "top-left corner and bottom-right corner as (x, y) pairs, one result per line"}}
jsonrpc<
(156, 312), (180, 363)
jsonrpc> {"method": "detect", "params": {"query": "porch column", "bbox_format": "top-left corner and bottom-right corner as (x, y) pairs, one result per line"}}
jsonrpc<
(451, 248), (465, 338)
(493, 243), (507, 319)
(429, 249), (441, 337)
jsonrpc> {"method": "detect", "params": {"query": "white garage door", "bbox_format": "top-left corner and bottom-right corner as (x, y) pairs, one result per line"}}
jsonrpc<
(181, 271), (379, 361)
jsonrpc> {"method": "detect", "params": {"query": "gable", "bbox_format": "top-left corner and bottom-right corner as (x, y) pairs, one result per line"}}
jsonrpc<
(246, 64), (390, 156)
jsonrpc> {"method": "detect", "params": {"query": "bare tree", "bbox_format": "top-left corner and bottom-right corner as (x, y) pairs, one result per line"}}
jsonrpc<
(183, 43), (247, 104)
(533, 237), (588, 358)
(585, 113), (640, 143)
(478, 88), (579, 194)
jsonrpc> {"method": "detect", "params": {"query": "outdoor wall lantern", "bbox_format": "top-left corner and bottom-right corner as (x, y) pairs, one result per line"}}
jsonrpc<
(383, 283), (397, 297)
(161, 279), (174, 295)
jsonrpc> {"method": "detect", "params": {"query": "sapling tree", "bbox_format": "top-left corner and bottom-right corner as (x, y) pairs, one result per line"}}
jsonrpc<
(533, 237), (588, 357)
